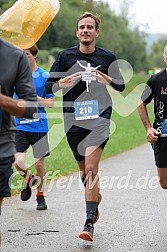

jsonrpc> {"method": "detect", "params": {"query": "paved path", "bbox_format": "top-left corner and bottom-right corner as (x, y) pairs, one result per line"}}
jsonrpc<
(1, 143), (167, 252)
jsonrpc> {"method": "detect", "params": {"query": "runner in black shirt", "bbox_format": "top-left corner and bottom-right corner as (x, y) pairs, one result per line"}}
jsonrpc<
(0, 38), (37, 240)
(138, 44), (167, 190)
(45, 12), (125, 241)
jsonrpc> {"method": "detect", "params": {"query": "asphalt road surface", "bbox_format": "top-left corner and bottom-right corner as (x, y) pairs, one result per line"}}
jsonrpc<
(1, 143), (167, 252)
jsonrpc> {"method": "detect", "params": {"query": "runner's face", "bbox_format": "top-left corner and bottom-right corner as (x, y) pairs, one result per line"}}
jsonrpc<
(76, 17), (99, 46)
(24, 49), (36, 67)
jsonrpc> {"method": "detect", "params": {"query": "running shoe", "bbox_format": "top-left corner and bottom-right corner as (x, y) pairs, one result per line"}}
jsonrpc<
(79, 222), (94, 241)
(21, 175), (36, 201)
(36, 195), (47, 210)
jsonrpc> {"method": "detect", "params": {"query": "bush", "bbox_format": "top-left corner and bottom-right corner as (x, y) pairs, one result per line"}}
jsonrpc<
(50, 47), (63, 59)
(37, 50), (50, 66)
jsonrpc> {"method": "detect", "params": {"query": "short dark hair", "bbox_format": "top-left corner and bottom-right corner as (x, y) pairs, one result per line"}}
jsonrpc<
(77, 12), (100, 30)
(28, 44), (38, 56)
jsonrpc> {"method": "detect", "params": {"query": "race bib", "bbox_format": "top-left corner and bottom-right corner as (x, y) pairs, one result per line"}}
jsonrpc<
(161, 119), (167, 135)
(74, 100), (99, 120)
(81, 71), (96, 82)
(19, 118), (40, 124)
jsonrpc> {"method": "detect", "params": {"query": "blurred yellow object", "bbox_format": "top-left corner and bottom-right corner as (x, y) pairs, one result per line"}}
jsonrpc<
(0, 0), (60, 48)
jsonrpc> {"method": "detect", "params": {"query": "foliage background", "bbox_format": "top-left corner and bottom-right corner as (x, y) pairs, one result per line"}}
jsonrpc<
(1, 0), (167, 72)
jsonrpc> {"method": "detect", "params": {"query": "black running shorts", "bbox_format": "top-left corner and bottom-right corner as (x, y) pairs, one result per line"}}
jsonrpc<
(66, 125), (109, 161)
(0, 155), (15, 197)
(15, 131), (50, 158)
(153, 138), (167, 167)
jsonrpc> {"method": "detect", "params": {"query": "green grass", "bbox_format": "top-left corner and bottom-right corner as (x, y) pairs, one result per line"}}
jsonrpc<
(12, 73), (154, 193)
(102, 71), (153, 158)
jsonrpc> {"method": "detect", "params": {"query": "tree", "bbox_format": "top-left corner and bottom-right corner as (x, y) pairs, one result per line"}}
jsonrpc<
(0, 0), (151, 72)
(148, 37), (167, 69)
